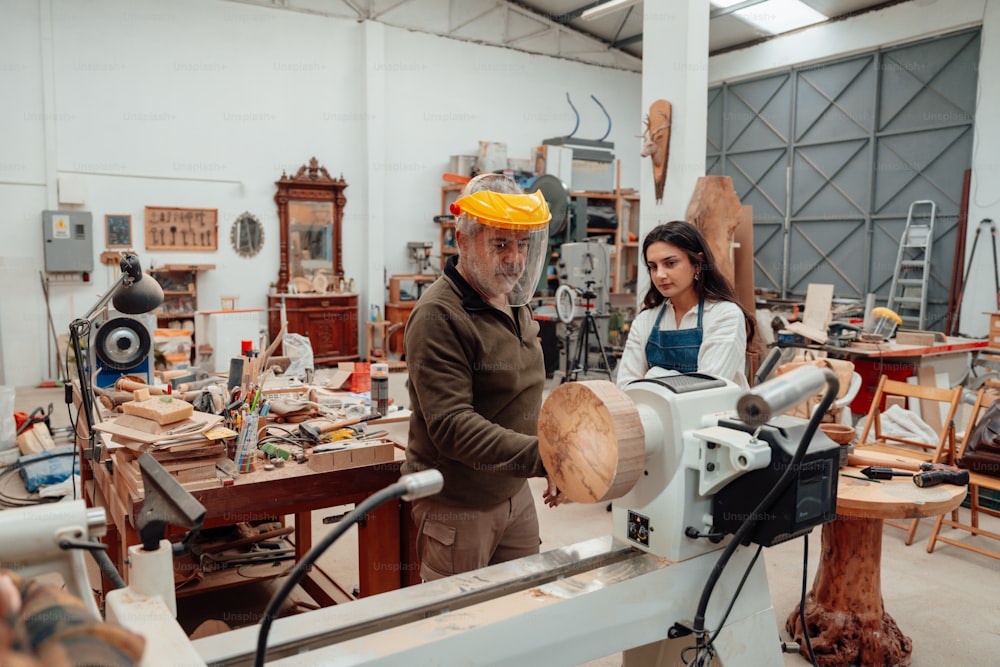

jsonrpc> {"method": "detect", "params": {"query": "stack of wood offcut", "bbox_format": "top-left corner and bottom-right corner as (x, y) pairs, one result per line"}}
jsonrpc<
(94, 387), (234, 501)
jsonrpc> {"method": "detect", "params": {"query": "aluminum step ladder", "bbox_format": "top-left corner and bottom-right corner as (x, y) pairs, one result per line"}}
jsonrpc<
(887, 200), (936, 330)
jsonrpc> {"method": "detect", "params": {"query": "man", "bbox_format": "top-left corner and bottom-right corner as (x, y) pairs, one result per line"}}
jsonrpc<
(402, 173), (561, 582)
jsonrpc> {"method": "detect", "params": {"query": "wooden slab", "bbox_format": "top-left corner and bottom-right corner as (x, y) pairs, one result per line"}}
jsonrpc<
(685, 175), (742, 285)
(836, 450), (965, 519)
(538, 381), (645, 503)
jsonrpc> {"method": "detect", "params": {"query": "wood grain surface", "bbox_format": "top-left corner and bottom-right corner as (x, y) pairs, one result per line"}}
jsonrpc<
(538, 381), (645, 503)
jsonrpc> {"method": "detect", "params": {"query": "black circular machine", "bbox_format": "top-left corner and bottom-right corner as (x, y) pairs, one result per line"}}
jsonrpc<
(94, 317), (152, 371)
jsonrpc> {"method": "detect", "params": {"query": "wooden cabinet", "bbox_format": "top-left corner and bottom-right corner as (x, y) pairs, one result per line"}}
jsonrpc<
(270, 158), (358, 364)
(268, 293), (358, 366)
(148, 264), (214, 328)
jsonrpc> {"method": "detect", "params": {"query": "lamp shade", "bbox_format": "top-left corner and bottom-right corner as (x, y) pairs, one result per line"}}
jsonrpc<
(112, 275), (164, 315)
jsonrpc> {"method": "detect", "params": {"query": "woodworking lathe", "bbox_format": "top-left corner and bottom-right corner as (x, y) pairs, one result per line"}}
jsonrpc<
(10, 365), (841, 666)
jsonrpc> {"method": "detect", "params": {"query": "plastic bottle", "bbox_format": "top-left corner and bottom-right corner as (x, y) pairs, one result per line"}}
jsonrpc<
(371, 363), (389, 417)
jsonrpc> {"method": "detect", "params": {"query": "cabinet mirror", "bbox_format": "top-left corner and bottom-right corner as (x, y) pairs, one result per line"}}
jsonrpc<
(274, 158), (347, 294)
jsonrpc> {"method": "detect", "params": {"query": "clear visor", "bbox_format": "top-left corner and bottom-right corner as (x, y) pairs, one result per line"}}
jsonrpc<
(463, 224), (548, 308)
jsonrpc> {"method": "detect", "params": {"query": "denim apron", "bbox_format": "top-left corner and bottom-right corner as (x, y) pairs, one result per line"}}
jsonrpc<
(645, 299), (704, 373)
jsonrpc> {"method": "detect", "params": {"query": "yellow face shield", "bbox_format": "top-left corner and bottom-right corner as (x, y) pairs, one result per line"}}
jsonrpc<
(449, 190), (551, 231)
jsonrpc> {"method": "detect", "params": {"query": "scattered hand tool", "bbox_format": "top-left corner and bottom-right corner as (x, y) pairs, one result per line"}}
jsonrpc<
(853, 460), (970, 487)
(912, 463), (970, 488)
(860, 466), (913, 481)
(297, 412), (381, 444)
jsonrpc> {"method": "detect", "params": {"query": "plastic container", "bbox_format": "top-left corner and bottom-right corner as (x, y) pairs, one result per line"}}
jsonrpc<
(371, 363), (389, 417)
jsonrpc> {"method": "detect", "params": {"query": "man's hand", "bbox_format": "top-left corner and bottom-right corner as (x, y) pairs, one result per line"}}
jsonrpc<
(543, 476), (565, 507)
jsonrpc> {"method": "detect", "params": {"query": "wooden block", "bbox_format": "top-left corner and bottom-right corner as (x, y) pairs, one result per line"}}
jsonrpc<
(121, 396), (195, 425)
(16, 423), (56, 455)
(895, 331), (936, 347)
(133, 387), (151, 402)
(307, 441), (394, 472)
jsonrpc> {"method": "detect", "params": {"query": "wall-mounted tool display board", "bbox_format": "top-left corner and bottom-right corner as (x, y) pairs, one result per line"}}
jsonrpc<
(145, 206), (218, 251)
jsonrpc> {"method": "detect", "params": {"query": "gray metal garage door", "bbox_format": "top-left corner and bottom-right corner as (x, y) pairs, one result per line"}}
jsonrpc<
(707, 28), (979, 331)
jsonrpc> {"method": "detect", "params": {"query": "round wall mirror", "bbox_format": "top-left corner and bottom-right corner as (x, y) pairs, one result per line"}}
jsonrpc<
(231, 212), (264, 258)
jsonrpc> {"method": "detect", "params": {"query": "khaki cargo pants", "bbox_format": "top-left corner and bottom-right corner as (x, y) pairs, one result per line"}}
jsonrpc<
(411, 482), (540, 582)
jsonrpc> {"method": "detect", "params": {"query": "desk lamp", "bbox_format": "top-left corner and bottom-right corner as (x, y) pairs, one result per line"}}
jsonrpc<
(69, 253), (164, 462)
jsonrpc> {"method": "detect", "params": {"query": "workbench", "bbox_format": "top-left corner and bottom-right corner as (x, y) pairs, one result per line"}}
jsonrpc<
(822, 336), (987, 415)
(82, 437), (419, 606)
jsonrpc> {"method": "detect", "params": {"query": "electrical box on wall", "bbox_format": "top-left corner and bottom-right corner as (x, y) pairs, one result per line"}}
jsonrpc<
(42, 210), (94, 272)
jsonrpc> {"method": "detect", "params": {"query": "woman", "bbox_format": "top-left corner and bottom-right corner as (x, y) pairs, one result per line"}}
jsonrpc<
(616, 220), (756, 390)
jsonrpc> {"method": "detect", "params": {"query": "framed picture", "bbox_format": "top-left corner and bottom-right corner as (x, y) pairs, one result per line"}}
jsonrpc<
(105, 214), (132, 248)
(145, 206), (218, 251)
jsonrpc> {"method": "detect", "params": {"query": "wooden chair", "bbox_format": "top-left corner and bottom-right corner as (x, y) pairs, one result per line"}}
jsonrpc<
(855, 375), (964, 545)
(927, 381), (1000, 560)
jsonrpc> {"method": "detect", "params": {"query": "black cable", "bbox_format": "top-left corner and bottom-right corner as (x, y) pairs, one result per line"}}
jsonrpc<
(64, 336), (81, 501)
(254, 481), (408, 667)
(0, 450), (78, 507)
(691, 369), (839, 638)
(705, 545), (763, 648)
(90, 544), (126, 590)
(799, 534), (819, 667)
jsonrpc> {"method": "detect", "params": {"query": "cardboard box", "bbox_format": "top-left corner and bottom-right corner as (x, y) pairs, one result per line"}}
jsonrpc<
(307, 440), (394, 472)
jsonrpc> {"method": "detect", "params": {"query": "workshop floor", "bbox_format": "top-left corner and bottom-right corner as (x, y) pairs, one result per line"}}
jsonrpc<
(12, 375), (1000, 666)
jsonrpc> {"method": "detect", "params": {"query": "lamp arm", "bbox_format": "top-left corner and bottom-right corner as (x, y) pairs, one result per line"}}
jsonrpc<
(82, 273), (129, 323)
(70, 272), (128, 460)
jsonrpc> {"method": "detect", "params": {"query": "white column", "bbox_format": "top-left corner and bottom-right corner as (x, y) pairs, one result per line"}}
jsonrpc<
(962, 0), (1000, 337)
(364, 21), (387, 338)
(637, 0), (710, 303)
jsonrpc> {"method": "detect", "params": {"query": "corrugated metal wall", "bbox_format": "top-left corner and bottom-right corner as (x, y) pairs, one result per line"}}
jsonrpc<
(708, 29), (980, 330)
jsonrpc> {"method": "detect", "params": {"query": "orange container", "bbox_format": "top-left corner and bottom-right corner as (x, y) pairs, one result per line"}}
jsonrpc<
(350, 362), (371, 393)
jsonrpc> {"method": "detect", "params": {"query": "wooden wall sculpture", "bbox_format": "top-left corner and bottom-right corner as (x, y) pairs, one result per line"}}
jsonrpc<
(641, 99), (672, 204)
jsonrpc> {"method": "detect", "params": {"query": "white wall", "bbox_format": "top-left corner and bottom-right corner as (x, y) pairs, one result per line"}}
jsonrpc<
(0, 0), (641, 386)
(708, 0), (997, 336)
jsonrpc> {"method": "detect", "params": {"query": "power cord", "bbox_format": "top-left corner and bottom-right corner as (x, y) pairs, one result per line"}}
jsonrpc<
(687, 368), (839, 658)
(683, 545), (764, 665)
(253, 470), (442, 667)
(799, 534), (820, 667)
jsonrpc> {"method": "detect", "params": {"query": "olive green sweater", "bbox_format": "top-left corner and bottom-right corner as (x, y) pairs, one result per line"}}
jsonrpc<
(401, 256), (547, 506)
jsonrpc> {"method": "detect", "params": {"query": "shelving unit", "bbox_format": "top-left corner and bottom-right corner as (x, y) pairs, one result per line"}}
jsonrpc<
(438, 183), (462, 272)
(570, 161), (640, 294)
(438, 167), (640, 294)
(148, 264), (215, 328)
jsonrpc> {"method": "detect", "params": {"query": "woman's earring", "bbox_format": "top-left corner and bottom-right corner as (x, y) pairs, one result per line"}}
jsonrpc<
(694, 273), (699, 282)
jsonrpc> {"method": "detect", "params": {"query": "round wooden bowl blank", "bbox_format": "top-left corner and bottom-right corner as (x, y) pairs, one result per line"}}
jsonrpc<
(538, 380), (646, 504)
(820, 423), (855, 445)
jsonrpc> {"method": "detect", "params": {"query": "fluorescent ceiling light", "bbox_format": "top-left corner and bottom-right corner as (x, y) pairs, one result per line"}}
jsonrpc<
(733, 0), (827, 34)
(581, 0), (641, 22)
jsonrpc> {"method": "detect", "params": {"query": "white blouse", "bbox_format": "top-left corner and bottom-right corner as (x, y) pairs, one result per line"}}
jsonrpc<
(616, 299), (749, 390)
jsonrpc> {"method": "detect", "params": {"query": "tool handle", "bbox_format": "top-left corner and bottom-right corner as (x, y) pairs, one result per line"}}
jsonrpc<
(847, 452), (923, 472)
(312, 412), (381, 434)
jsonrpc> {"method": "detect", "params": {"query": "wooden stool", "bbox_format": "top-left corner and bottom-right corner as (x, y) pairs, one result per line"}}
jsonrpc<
(366, 320), (393, 362)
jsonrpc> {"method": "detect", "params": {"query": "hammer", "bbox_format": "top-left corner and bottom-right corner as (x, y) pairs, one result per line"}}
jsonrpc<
(298, 412), (381, 444)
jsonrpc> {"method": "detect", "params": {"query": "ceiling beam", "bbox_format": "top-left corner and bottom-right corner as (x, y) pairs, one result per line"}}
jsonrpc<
(709, 0), (770, 20)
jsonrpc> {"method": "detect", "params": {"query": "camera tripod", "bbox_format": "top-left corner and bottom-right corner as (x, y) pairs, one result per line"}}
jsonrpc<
(562, 282), (613, 383)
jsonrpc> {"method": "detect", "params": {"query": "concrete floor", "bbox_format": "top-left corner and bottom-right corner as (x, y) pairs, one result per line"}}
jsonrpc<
(10, 374), (1000, 666)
